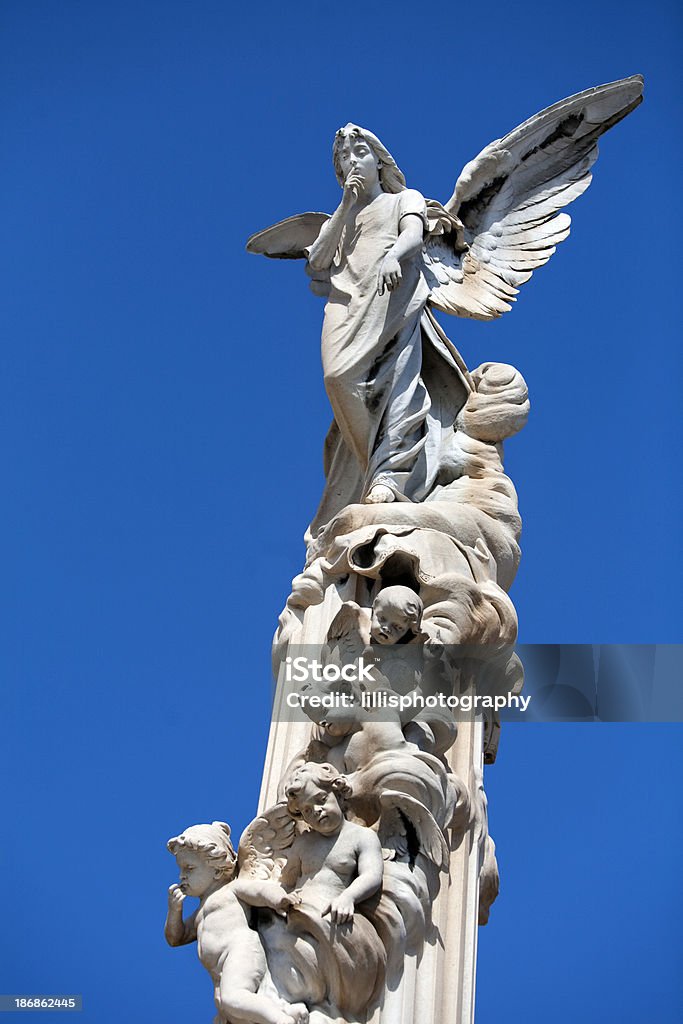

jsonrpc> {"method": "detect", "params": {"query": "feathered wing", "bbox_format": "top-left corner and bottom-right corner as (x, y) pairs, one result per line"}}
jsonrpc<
(246, 212), (332, 296)
(246, 212), (330, 259)
(237, 802), (297, 881)
(378, 790), (449, 870)
(424, 75), (643, 320)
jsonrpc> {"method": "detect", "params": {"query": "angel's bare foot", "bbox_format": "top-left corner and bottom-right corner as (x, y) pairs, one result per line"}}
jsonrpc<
(365, 484), (395, 504)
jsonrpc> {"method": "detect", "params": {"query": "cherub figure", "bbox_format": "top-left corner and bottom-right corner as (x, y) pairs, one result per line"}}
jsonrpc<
(239, 764), (388, 1019)
(326, 585), (436, 673)
(280, 761), (384, 924)
(165, 821), (308, 1024)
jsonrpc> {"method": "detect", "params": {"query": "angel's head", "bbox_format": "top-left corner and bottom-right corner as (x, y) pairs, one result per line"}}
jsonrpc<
(284, 762), (350, 836)
(370, 585), (423, 645)
(167, 821), (236, 896)
(333, 124), (406, 195)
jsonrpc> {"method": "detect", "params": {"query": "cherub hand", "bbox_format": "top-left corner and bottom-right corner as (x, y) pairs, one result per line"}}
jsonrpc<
(425, 631), (445, 658)
(263, 882), (302, 916)
(378, 254), (402, 295)
(167, 883), (185, 912)
(322, 894), (355, 925)
(343, 173), (364, 205)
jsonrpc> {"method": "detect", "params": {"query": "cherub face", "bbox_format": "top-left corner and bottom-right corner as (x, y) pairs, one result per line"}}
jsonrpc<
(370, 603), (412, 645)
(176, 849), (226, 897)
(295, 785), (344, 836)
(337, 135), (380, 190)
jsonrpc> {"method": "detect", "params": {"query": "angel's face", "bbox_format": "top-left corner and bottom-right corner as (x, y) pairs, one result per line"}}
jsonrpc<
(295, 785), (344, 835)
(337, 135), (380, 191)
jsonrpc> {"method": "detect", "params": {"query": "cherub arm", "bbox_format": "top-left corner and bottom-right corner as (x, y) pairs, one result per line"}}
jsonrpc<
(322, 828), (383, 924)
(278, 844), (302, 891)
(164, 884), (198, 946)
(231, 849), (302, 916)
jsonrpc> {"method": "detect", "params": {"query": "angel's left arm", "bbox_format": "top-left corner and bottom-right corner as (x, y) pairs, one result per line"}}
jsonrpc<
(378, 190), (427, 294)
(391, 215), (425, 261)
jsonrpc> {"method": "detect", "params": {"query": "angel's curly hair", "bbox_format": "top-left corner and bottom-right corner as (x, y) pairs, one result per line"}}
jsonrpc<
(284, 762), (351, 819)
(333, 124), (406, 194)
(167, 821), (237, 878)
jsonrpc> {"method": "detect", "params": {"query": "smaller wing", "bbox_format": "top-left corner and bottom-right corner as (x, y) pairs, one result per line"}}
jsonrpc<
(237, 802), (297, 881)
(246, 212), (330, 259)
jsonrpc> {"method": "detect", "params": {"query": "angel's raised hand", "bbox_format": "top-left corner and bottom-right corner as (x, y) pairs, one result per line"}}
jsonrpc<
(343, 173), (364, 205)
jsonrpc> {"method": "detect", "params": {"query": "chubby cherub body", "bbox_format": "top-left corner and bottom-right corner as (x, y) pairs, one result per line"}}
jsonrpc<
(165, 822), (307, 1024)
(278, 762), (384, 924)
(314, 701), (417, 774)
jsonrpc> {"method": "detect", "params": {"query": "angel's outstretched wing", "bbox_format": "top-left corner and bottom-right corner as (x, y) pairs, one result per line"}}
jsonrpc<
(424, 75), (643, 321)
(246, 212), (330, 259)
(378, 790), (449, 870)
(237, 802), (297, 881)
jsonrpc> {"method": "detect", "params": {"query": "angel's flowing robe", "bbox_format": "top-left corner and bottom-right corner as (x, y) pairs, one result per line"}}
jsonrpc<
(310, 188), (471, 540)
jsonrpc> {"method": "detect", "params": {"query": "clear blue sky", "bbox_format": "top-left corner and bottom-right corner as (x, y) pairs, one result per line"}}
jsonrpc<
(1, 2), (681, 1022)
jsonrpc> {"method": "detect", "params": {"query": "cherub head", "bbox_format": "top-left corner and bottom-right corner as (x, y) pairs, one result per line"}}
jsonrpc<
(167, 821), (236, 897)
(370, 585), (423, 645)
(333, 124), (406, 195)
(284, 762), (350, 836)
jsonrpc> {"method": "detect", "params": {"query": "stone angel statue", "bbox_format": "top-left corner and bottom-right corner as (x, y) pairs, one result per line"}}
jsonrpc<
(247, 76), (643, 535)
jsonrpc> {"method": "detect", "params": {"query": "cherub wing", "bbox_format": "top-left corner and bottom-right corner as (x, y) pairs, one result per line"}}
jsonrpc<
(237, 802), (297, 881)
(246, 212), (330, 259)
(327, 601), (366, 644)
(378, 790), (449, 870)
(424, 75), (643, 321)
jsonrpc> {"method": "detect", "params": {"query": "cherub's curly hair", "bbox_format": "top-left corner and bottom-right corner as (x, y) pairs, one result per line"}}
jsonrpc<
(284, 762), (351, 820)
(167, 821), (237, 878)
(333, 124), (406, 194)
